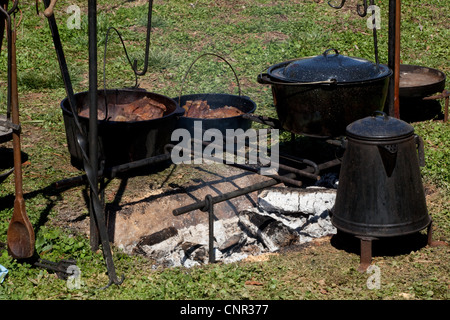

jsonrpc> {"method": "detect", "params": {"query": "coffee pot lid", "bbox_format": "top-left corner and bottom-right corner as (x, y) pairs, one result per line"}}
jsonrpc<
(346, 111), (415, 141)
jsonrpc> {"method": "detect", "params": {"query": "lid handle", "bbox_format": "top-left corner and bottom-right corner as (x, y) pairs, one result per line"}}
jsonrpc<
(323, 48), (339, 57)
(373, 111), (389, 119)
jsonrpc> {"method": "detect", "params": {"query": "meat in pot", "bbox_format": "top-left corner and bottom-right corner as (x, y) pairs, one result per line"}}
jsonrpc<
(78, 96), (167, 121)
(182, 100), (244, 119)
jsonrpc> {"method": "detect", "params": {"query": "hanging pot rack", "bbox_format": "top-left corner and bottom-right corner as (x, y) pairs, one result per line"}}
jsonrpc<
(328, 0), (402, 119)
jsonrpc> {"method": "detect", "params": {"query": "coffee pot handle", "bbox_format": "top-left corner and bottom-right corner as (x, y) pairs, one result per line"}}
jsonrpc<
(415, 134), (425, 167)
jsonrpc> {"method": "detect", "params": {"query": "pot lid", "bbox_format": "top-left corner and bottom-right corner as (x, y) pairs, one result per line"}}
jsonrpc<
(346, 111), (415, 141)
(268, 49), (390, 83)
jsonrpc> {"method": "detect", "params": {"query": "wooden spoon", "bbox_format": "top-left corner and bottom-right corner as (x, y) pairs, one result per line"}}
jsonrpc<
(6, 23), (35, 259)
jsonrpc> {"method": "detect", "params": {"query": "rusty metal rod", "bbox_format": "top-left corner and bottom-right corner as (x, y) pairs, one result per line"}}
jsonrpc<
(173, 173), (297, 216)
(227, 162), (303, 187)
(86, 0), (123, 288)
(358, 237), (374, 273)
(53, 151), (172, 189)
(394, 0), (401, 119)
(278, 151), (321, 175)
(200, 194), (215, 263)
(423, 90), (449, 123)
(42, 0), (82, 135)
(88, 0), (100, 252)
(188, 141), (304, 187)
(446, 96), (449, 123)
(387, 0), (396, 117)
(196, 137), (320, 181)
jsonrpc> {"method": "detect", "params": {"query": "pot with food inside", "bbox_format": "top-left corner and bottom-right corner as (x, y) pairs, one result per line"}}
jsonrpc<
(61, 89), (184, 168)
(174, 93), (257, 137)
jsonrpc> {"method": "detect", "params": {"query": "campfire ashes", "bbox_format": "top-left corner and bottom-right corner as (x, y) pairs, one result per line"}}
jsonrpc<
(116, 171), (338, 268)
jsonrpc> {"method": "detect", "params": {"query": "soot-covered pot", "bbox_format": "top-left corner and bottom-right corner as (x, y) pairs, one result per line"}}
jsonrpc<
(258, 49), (392, 137)
(331, 111), (431, 238)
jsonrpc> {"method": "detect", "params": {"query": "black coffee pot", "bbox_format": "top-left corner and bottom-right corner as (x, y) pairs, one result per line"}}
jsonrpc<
(332, 111), (431, 238)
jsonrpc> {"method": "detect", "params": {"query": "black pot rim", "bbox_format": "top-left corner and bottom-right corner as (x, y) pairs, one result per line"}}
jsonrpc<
(174, 93), (257, 120)
(60, 88), (184, 125)
(399, 64), (446, 97)
(265, 59), (393, 85)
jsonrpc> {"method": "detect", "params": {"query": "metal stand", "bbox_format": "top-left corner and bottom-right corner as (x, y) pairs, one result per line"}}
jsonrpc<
(427, 220), (449, 247)
(357, 237), (375, 272)
(174, 173), (298, 263)
(423, 90), (449, 123)
(41, 0), (154, 288)
(201, 195), (215, 264)
(354, 218), (448, 272)
(87, 0), (127, 289)
(328, 0), (401, 118)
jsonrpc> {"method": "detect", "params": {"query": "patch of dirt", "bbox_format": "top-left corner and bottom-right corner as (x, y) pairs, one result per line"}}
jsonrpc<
(243, 252), (279, 263)
(260, 31), (290, 44)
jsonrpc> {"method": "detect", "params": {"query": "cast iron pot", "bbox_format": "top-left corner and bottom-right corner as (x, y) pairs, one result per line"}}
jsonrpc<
(174, 93), (257, 137)
(258, 49), (392, 138)
(0, 115), (13, 144)
(399, 64), (446, 98)
(331, 111), (431, 238)
(61, 89), (184, 169)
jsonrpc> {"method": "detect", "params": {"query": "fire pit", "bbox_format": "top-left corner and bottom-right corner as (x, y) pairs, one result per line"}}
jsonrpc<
(103, 164), (339, 268)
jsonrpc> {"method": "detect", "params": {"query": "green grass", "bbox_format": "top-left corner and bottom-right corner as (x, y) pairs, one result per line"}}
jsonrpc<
(0, 0), (448, 301)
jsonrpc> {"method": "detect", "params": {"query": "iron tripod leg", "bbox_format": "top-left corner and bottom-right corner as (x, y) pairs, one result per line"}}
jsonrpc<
(427, 220), (448, 247)
(356, 221), (448, 273)
(201, 195), (215, 264)
(357, 236), (376, 272)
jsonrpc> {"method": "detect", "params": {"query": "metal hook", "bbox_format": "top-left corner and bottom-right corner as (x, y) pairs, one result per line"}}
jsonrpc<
(7, 0), (19, 15)
(327, 0), (346, 9)
(328, 0), (369, 18)
(101, 274), (125, 290)
(357, 0), (369, 17)
(132, 0), (153, 76)
(327, 0), (379, 67)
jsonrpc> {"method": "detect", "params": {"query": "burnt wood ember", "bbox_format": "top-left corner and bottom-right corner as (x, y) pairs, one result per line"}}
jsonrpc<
(182, 100), (244, 119)
(78, 96), (167, 121)
(118, 185), (338, 267)
(137, 226), (178, 247)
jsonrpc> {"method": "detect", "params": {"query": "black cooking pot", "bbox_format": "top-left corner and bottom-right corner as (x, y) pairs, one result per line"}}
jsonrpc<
(0, 115), (13, 144)
(399, 64), (446, 98)
(174, 93), (257, 137)
(331, 111), (431, 238)
(258, 49), (392, 138)
(61, 89), (183, 169)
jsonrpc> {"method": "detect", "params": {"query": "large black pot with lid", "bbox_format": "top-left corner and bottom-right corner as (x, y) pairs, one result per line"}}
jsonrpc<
(258, 49), (392, 137)
(331, 111), (431, 238)
(267, 48), (390, 83)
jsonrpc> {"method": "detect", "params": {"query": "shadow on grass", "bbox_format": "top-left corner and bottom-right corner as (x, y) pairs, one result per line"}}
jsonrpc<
(330, 229), (430, 258)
